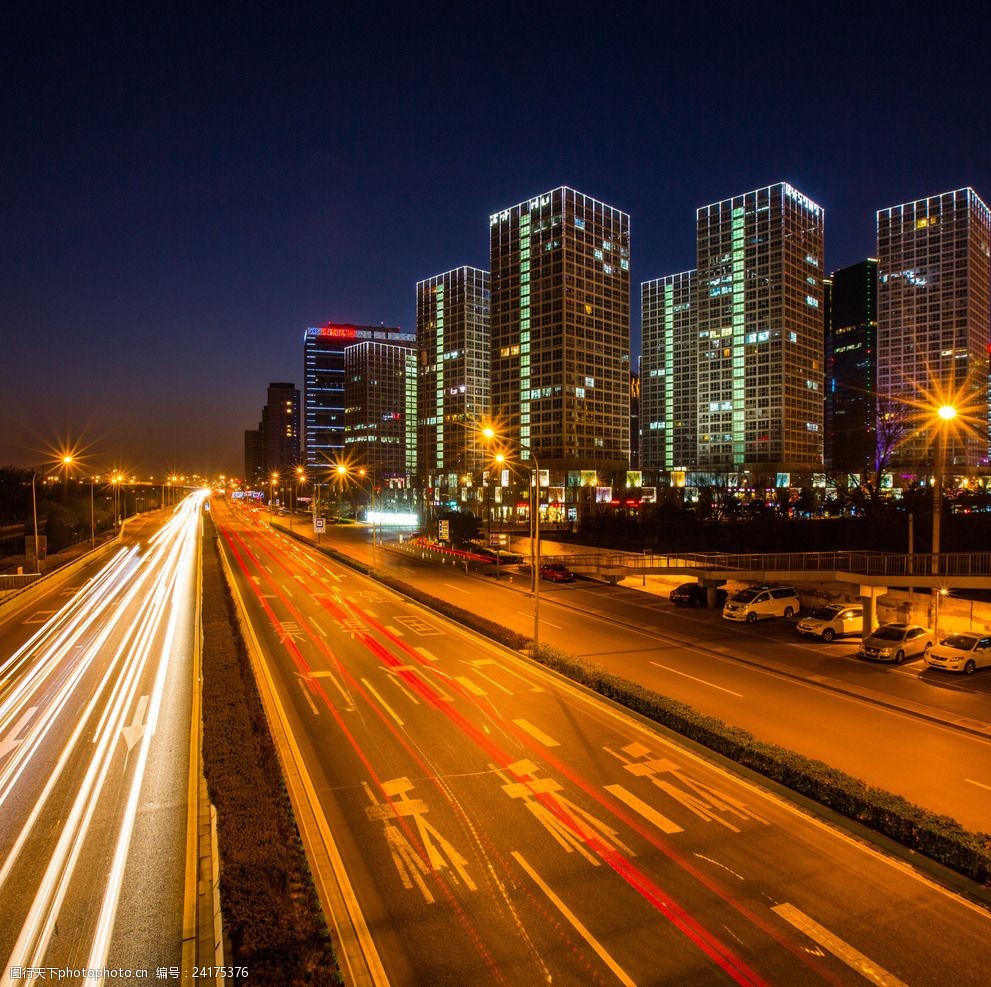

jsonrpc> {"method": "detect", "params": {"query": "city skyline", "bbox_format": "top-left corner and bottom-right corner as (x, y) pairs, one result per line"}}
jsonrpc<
(3, 6), (989, 473)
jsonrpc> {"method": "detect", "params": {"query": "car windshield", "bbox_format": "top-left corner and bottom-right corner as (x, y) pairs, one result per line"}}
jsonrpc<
(871, 627), (906, 641)
(732, 590), (760, 603)
(809, 607), (840, 620)
(940, 634), (978, 650)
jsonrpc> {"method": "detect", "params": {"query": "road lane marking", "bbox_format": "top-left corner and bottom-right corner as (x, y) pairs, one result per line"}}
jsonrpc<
(455, 676), (486, 696)
(604, 784), (683, 834)
(771, 903), (908, 986)
(414, 647), (439, 662)
(443, 583), (470, 595)
(513, 719), (560, 747)
(362, 677), (404, 725)
(297, 677), (319, 715)
(964, 778), (991, 791)
(283, 585), (294, 598)
(515, 610), (561, 628)
(23, 610), (57, 625)
(465, 660), (515, 694)
(385, 625), (404, 636)
(513, 851), (635, 987)
(649, 661), (743, 697)
(308, 615), (327, 637)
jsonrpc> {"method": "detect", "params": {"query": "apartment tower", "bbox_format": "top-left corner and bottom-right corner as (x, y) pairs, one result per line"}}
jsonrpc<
(641, 270), (698, 471)
(695, 182), (825, 475)
(489, 187), (631, 473)
(877, 188), (991, 469)
(415, 267), (491, 480)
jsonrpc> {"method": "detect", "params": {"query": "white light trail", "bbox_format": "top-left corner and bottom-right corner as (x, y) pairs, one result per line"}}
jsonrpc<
(0, 493), (207, 983)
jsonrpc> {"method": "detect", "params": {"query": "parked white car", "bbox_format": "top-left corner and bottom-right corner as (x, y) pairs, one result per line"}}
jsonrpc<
(925, 633), (991, 675)
(796, 605), (863, 642)
(722, 586), (800, 623)
(858, 623), (933, 664)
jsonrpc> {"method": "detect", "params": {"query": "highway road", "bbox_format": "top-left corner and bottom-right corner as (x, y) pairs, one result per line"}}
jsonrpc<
(308, 522), (991, 835)
(0, 496), (206, 985)
(218, 499), (990, 985)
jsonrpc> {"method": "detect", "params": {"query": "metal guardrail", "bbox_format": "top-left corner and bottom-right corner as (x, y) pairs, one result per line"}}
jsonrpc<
(558, 551), (991, 579)
(0, 572), (43, 592)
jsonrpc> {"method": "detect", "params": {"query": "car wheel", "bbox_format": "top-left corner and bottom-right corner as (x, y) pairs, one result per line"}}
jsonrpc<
(964, 659), (977, 675)
(746, 612), (758, 624)
(821, 628), (835, 642)
(894, 650), (905, 664)
(783, 606), (795, 619)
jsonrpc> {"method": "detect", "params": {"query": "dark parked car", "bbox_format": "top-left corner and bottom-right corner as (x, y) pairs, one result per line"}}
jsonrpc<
(669, 583), (727, 608)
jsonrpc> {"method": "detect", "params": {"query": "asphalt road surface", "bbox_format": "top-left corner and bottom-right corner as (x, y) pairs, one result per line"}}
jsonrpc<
(0, 497), (205, 985)
(218, 500), (990, 986)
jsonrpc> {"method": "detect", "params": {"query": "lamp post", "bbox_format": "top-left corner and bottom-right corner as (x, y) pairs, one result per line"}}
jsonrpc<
(31, 471), (41, 573)
(61, 454), (74, 501)
(269, 471), (279, 518)
(90, 476), (97, 548)
(483, 427), (543, 656)
(931, 404), (957, 637)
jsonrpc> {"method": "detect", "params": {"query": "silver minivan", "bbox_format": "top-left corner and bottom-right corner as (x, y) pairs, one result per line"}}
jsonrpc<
(722, 585), (800, 623)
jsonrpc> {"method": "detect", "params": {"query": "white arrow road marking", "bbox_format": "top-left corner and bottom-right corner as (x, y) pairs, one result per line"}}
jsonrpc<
(364, 778), (477, 904)
(772, 903), (908, 986)
(0, 707), (37, 761)
(121, 695), (149, 751)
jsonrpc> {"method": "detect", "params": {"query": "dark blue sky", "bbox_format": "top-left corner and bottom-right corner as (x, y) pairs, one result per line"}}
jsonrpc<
(3, 4), (988, 475)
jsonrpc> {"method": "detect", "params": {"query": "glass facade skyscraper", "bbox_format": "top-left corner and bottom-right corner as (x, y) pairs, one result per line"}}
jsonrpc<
(695, 182), (825, 473)
(641, 270), (697, 471)
(824, 259), (878, 473)
(303, 323), (415, 469)
(344, 340), (417, 479)
(877, 188), (990, 469)
(415, 267), (491, 478)
(489, 187), (630, 472)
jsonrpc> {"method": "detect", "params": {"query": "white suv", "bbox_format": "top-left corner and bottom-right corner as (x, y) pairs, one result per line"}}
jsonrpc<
(722, 586), (800, 624)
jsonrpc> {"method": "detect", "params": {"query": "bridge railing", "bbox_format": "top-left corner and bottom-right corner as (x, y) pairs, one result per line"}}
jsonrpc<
(561, 551), (991, 579)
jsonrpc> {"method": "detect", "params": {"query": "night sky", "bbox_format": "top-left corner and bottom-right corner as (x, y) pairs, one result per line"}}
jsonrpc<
(3, 4), (988, 476)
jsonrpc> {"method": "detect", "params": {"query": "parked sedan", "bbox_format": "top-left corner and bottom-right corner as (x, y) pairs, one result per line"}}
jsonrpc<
(925, 633), (991, 674)
(796, 604), (863, 642)
(539, 562), (575, 583)
(858, 623), (934, 664)
(669, 583), (728, 608)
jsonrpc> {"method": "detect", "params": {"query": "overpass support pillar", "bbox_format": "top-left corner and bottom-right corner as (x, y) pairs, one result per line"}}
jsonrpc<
(702, 580), (726, 610)
(859, 585), (887, 637)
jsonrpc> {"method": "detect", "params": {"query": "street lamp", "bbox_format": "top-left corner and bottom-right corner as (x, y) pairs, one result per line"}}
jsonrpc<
(482, 427), (543, 657)
(269, 471), (279, 517)
(290, 465), (306, 532)
(931, 403), (957, 637)
(61, 454), (74, 501)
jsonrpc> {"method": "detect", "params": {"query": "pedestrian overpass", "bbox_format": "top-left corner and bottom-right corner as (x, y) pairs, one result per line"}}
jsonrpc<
(557, 550), (991, 629)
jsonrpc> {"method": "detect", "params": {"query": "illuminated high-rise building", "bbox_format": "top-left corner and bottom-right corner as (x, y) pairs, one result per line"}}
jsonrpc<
(641, 270), (697, 471)
(261, 382), (300, 476)
(876, 188), (991, 469)
(344, 339), (417, 479)
(415, 267), (491, 479)
(695, 182), (825, 474)
(489, 187), (630, 473)
(303, 323), (415, 469)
